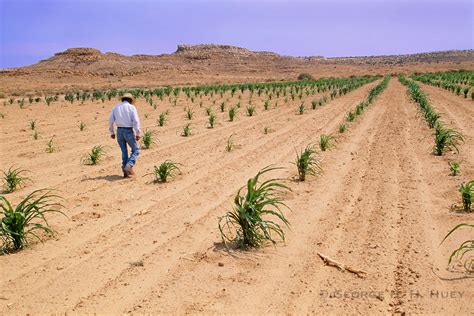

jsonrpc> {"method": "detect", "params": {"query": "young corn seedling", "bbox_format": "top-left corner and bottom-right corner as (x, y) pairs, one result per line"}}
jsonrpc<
(146, 160), (181, 183)
(459, 180), (473, 212)
(228, 106), (237, 122)
(346, 111), (356, 122)
(246, 105), (256, 116)
(185, 107), (194, 120)
(141, 129), (156, 149)
(205, 106), (212, 116)
(79, 121), (86, 131)
(339, 123), (347, 133)
(29, 119), (37, 130)
(433, 125), (464, 156)
(319, 134), (334, 151)
(449, 162), (461, 176)
(293, 145), (322, 181)
(298, 103), (305, 115)
(225, 134), (235, 152)
(0, 189), (64, 253)
(182, 123), (192, 137)
(33, 130), (39, 140)
(220, 102), (226, 112)
(311, 100), (318, 110)
(207, 113), (217, 128)
(218, 166), (291, 249)
(263, 100), (269, 110)
(82, 145), (107, 165)
(2, 166), (31, 193)
(441, 223), (473, 273)
(157, 112), (167, 127)
(45, 138), (57, 153)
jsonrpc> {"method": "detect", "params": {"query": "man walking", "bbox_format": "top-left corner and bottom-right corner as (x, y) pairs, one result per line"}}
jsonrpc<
(109, 93), (141, 178)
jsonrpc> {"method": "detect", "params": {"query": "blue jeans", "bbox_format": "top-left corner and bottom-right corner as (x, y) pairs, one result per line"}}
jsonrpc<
(116, 128), (140, 173)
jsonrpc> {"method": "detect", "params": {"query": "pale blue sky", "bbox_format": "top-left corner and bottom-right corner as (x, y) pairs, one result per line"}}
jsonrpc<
(0, 0), (472, 68)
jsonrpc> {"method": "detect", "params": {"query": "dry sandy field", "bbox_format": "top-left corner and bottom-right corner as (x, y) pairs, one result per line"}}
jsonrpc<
(0, 76), (473, 314)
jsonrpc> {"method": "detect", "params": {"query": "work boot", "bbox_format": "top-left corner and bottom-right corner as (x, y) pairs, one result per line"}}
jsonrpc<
(124, 165), (135, 177)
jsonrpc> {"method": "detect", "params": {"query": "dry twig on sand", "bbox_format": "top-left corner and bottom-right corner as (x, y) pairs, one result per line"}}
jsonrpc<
(317, 252), (367, 278)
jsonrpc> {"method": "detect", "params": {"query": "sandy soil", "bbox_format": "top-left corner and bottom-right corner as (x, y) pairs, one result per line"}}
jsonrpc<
(0, 79), (472, 314)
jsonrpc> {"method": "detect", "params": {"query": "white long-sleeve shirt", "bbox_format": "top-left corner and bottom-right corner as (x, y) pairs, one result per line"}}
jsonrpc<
(108, 101), (141, 136)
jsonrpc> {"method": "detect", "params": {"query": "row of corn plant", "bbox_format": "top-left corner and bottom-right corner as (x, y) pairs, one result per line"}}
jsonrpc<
(399, 75), (464, 155)
(412, 70), (473, 100)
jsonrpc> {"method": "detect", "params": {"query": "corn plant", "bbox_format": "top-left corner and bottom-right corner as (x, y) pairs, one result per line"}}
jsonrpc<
(207, 113), (217, 128)
(0, 190), (64, 252)
(319, 134), (334, 151)
(82, 145), (106, 165)
(246, 105), (256, 116)
(45, 138), (57, 153)
(220, 102), (226, 112)
(146, 160), (181, 183)
(29, 119), (37, 130)
(79, 121), (86, 131)
(433, 125), (464, 156)
(2, 167), (31, 193)
(33, 130), (39, 140)
(182, 123), (192, 137)
(158, 112), (167, 126)
(459, 181), (473, 212)
(228, 106), (237, 122)
(339, 123), (347, 133)
(205, 106), (212, 116)
(293, 145), (322, 181)
(449, 162), (460, 176)
(298, 103), (305, 115)
(441, 223), (473, 273)
(263, 100), (269, 110)
(218, 166), (291, 248)
(346, 111), (355, 122)
(185, 107), (194, 120)
(226, 134), (235, 152)
(141, 129), (156, 149)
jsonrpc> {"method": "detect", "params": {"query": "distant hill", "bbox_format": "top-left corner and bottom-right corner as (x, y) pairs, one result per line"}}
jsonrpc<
(1, 44), (473, 95)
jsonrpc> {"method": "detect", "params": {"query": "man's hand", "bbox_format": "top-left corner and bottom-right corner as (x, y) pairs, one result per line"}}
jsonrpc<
(136, 135), (140, 141)
(111, 134), (115, 139)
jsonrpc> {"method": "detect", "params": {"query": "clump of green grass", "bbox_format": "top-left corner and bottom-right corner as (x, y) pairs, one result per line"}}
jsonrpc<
(246, 105), (256, 116)
(157, 112), (167, 127)
(45, 138), (57, 153)
(146, 160), (181, 183)
(298, 103), (305, 115)
(433, 125), (464, 156)
(449, 162), (460, 176)
(459, 180), (473, 212)
(2, 167), (31, 193)
(293, 145), (322, 181)
(319, 134), (334, 151)
(82, 145), (107, 165)
(228, 106), (237, 122)
(185, 107), (194, 120)
(182, 123), (192, 137)
(79, 121), (86, 131)
(218, 166), (291, 249)
(0, 189), (64, 253)
(339, 123), (347, 133)
(441, 223), (473, 273)
(141, 129), (156, 149)
(29, 119), (37, 130)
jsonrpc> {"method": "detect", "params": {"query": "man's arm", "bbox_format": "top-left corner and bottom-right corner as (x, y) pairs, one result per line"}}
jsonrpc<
(109, 108), (115, 137)
(132, 106), (141, 137)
